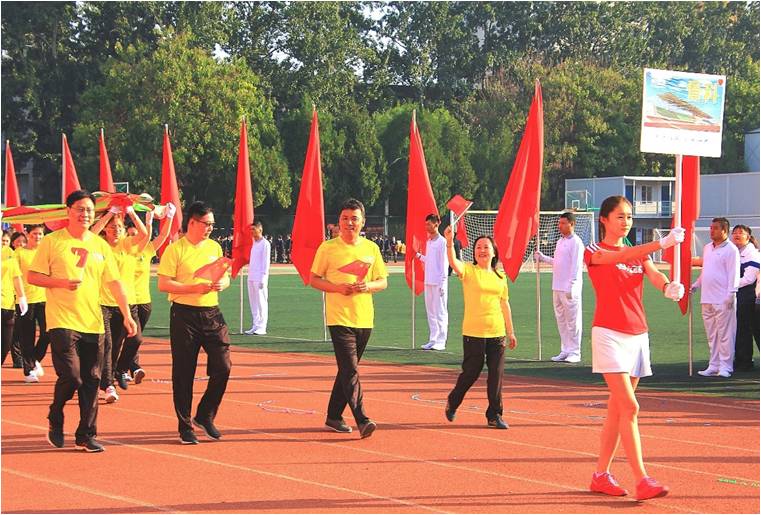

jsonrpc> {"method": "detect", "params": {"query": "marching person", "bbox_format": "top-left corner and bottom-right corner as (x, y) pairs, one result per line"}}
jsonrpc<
(158, 201), (231, 445)
(535, 212), (585, 363)
(731, 225), (760, 372)
(9, 230), (27, 368)
(244, 219), (271, 336)
(442, 226), (516, 430)
(584, 195), (684, 501)
(310, 198), (388, 438)
(16, 224), (48, 382)
(415, 214), (448, 351)
(2, 231), (27, 366)
(691, 217), (740, 378)
(29, 190), (137, 452)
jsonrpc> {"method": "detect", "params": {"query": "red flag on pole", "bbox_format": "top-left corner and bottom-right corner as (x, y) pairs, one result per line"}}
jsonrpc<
(456, 216), (469, 249)
(404, 111), (438, 295)
(61, 134), (82, 202)
(664, 155), (700, 315)
(99, 129), (115, 192)
(4, 141), (23, 232)
(493, 80), (544, 282)
(291, 109), (325, 285)
(230, 119), (254, 279)
(158, 125), (182, 257)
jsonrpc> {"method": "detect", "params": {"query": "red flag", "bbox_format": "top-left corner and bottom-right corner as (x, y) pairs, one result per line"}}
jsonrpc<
(446, 194), (472, 221)
(338, 259), (371, 282)
(405, 111), (438, 295)
(62, 134), (82, 203)
(291, 110), (325, 285)
(158, 126), (182, 257)
(99, 129), (115, 192)
(4, 141), (24, 232)
(493, 80), (544, 281)
(664, 156), (700, 315)
(194, 257), (233, 282)
(230, 119), (255, 279)
(456, 216), (469, 249)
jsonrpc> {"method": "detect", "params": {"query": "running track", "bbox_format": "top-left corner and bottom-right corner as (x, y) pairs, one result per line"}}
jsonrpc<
(2, 338), (758, 513)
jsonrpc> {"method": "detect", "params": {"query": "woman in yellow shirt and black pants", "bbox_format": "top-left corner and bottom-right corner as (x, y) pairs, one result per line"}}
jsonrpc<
(443, 226), (517, 429)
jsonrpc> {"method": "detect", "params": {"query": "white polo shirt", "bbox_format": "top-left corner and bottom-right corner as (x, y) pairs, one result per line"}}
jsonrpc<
(248, 237), (271, 283)
(696, 239), (740, 304)
(419, 234), (447, 286)
(551, 233), (584, 295)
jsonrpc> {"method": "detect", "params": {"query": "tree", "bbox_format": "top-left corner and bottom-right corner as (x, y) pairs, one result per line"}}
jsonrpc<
(73, 33), (290, 217)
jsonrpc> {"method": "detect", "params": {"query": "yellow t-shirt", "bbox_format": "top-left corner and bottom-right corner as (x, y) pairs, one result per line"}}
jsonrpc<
(157, 237), (224, 307)
(1, 247), (21, 310)
(29, 228), (120, 334)
(100, 237), (138, 306)
(311, 237), (388, 328)
(16, 247), (46, 304)
(134, 243), (156, 305)
(460, 263), (509, 338)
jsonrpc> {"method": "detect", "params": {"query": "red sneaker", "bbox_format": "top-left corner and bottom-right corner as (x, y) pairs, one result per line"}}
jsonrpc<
(635, 477), (669, 501)
(590, 472), (628, 496)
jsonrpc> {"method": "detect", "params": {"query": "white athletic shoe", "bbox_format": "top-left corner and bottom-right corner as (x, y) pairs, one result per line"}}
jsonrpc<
(253, 330), (267, 336)
(697, 367), (719, 377)
(564, 355), (581, 363)
(551, 352), (568, 362)
(34, 361), (45, 377)
(244, 328), (257, 335)
(717, 370), (732, 378)
(104, 386), (119, 403)
(24, 371), (39, 383)
(421, 342), (435, 350)
(431, 342), (446, 351)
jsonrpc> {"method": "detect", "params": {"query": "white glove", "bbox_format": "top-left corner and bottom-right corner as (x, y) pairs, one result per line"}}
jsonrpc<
(125, 205), (135, 216)
(108, 206), (122, 215)
(534, 251), (544, 262)
(664, 282), (685, 301)
(17, 296), (28, 316)
(166, 202), (177, 219)
(724, 293), (736, 310)
(659, 227), (685, 249)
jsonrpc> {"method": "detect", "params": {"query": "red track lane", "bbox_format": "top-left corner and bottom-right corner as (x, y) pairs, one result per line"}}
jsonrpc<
(2, 338), (758, 514)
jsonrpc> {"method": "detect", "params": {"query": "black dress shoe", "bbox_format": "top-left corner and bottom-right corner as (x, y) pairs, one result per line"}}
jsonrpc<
(358, 420), (377, 439)
(192, 417), (221, 440)
(180, 429), (199, 445)
(325, 418), (352, 433)
(487, 417), (509, 429)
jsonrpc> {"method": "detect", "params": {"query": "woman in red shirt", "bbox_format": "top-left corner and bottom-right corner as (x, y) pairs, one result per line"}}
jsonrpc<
(585, 195), (684, 501)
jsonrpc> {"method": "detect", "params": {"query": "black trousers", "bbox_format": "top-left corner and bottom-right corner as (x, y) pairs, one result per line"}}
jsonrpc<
(447, 336), (506, 420)
(114, 305), (143, 375)
(170, 303), (231, 433)
(19, 302), (49, 375)
(1, 308), (14, 364)
(130, 303), (153, 372)
(47, 328), (104, 442)
(100, 306), (123, 389)
(327, 325), (371, 424)
(734, 302), (760, 369)
(11, 309), (22, 366)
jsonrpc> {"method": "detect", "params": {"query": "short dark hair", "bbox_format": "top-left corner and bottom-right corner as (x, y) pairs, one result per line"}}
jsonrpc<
(65, 189), (96, 207)
(10, 231), (26, 247)
(559, 212), (576, 224)
(339, 198), (365, 219)
(25, 224), (45, 233)
(183, 201), (213, 232)
(425, 213), (441, 223)
(712, 217), (730, 233)
(251, 219), (263, 229)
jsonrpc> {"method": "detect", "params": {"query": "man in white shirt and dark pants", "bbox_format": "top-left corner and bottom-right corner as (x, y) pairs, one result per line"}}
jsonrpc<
(416, 214), (448, 351)
(245, 220), (271, 336)
(692, 217), (740, 378)
(535, 212), (585, 363)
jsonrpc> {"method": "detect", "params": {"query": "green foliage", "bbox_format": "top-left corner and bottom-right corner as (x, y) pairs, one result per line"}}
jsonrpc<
(73, 34), (290, 217)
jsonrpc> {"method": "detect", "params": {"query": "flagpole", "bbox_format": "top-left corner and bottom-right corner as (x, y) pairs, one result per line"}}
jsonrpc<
(688, 290), (694, 376)
(674, 155), (683, 284)
(535, 232), (542, 360)
(61, 134), (65, 203)
(239, 272), (244, 334)
(411, 265), (416, 349)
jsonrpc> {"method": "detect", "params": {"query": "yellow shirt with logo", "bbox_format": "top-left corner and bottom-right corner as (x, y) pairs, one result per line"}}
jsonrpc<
(311, 237), (388, 328)
(29, 228), (120, 333)
(134, 243), (156, 305)
(100, 237), (138, 306)
(1, 247), (21, 310)
(16, 247), (46, 304)
(460, 263), (509, 338)
(157, 237), (224, 307)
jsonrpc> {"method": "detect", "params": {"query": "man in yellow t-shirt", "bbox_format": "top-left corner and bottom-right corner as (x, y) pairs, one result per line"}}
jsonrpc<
(16, 224), (48, 382)
(29, 190), (137, 453)
(2, 237), (27, 365)
(310, 198), (388, 439)
(158, 201), (231, 445)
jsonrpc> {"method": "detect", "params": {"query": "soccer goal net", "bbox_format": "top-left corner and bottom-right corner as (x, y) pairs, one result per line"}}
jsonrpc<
(651, 226), (760, 263)
(457, 211), (596, 271)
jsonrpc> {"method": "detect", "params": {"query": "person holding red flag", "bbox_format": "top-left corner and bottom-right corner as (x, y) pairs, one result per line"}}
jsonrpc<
(309, 198), (388, 439)
(584, 195), (684, 500)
